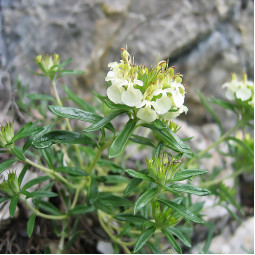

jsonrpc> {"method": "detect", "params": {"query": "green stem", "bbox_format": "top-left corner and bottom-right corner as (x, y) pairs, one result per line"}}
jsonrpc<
(98, 211), (134, 253)
(25, 158), (76, 189)
(188, 122), (241, 166)
(57, 220), (68, 253)
(70, 187), (81, 210)
(51, 79), (83, 168)
(23, 199), (67, 220)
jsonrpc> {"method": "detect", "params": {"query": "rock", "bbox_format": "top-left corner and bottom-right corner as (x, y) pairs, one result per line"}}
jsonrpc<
(1, 0), (253, 125)
(192, 217), (254, 254)
(97, 240), (114, 254)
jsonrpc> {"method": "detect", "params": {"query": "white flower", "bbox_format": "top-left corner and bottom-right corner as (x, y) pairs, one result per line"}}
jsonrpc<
(222, 81), (239, 100)
(162, 105), (188, 120)
(121, 80), (144, 107)
(107, 84), (125, 104)
(153, 89), (172, 114)
(236, 86), (252, 101)
(137, 101), (158, 122)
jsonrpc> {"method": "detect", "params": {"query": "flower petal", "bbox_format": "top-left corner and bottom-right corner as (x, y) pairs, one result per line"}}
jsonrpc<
(225, 89), (235, 100)
(155, 94), (172, 114)
(121, 88), (143, 107)
(137, 105), (157, 122)
(162, 105), (188, 120)
(107, 85), (125, 104)
(105, 71), (117, 81)
(236, 87), (252, 101)
(171, 91), (184, 108)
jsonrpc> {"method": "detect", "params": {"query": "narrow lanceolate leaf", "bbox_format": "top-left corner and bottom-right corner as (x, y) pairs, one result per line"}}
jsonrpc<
(161, 228), (182, 253)
(55, 166), (88, 176)
(134, 188), (159, 214)
(133, 226), (156, 253)
(167, 184), (211, 196)
(27, 213), (36, 238)
(0, 159), (18, 174)
(32, 130), (96, 149)
(109, 119), (137, 158)
(172, 169), (207, 181)
(11, 147), (26, 161)
(158, 199), (204, 224)
(98, 194), (133, 207)
(38, 201), (62, 215)
(0, 196), (9, 205)
(48, 105), (114, 132)
(129, 135), (155, 147)
(123, 178), (142, 197)
(125, 169), (154, 182)
(26, 191), (58, 199)
(83, 110), (127, 132)
(22, 176), (50, 190)
(114, 213), (148, 223)
(18, 164), (29, 187)
(167, 227), (191, 248)
(62, 85), (95, 113)
(9, 195), (19, 217)
(27, 93), (56, 102)
(69, 205), (95, 215)
(12, 122), (38, 142)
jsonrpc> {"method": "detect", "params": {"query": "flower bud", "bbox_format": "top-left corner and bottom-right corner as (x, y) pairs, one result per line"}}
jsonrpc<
(0, 121), (14, 148)
(0, 172), (19, 196)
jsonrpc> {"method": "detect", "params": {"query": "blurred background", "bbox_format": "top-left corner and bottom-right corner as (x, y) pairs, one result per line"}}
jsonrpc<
(0, 0), (254, 127)
(0, 0), (254, 253)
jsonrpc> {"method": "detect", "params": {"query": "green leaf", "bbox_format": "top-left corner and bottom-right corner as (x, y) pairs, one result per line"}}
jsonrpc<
(11, 147), (26, 161)
(69, 204), (95, 215)
(124, 178), (142, 197)
(26, 191), (58, 198)
(56, 69), (84, 79)
(102, 175), (129, 184)
(125, 169), (154, 182)
(202, 222), (215, 253)
(99, 193), (133, 207)
(133, 226), (156, 253)
(83, 110), (127, 132)
(109, 119), (137, 158)
(27, 93), (56, 102)
(62, 85), (95, 113)
(211, 97), (237, 113)
(57, 58), (72, 69)
(172, 169), (207, 181)
(9, 195), (19, 217)
(0, 196), (9, 205)
(167, 183), (211, 196)
(134, 188), (159, 214)
(18, 164), (29, 187)
(22, 176), (50, 190)
(27, 213), (36, 238)
(48, 105), (114, 132)
(87, 176), (98, 204)
(23, 124), (53, 152)
(142, 120), (191, 155)
(114, 213), (148, 223)
(38, 200), (62, 215)
(161, 228), (182, 253)
(158, 199), (204, 223)
(55, 166), (88, 176)
(103, 97), (132, 111)
(129, 135), (155, 147)
(41, 147), (54, 169)
(12, 122), (38, 143)
(32, 130), (96, 149)
(197, 90), (223, 133)
(167, 227), (191, 248)
(0, 159), (18, 174)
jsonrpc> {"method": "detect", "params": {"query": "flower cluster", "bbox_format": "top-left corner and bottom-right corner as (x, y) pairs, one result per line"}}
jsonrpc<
(222, 73), (254, 106)
(0, 172), (19, 197)
(105, 49), (188, 122)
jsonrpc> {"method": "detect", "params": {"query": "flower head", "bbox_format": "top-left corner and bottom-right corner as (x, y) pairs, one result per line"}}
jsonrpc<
(0, 171), (19, 196)
(0, 121), (14, 148)
(222, 73), (254, 103)
(105, 49), (188, 122)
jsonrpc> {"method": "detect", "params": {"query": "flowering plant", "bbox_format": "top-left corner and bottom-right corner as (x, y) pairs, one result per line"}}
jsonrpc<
(0, 49), (253, 253)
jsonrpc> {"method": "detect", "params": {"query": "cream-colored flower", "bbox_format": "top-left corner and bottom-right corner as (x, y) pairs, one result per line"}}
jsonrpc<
(137, 101), (158, 122)
(162, 105), (188, 120)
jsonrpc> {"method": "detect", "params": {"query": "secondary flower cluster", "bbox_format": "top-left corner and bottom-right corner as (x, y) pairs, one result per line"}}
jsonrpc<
(222, 73), (254, 106)
(105, 49), (188, 122)
(0, 121), (14, 148)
